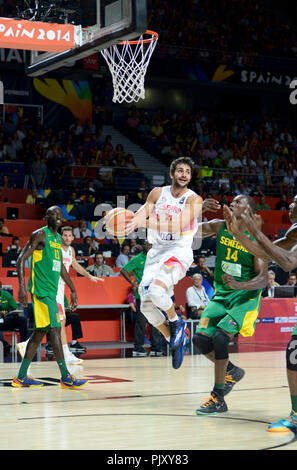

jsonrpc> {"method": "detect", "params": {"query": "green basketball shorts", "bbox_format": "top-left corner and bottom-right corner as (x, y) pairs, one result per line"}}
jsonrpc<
(196, 289), (262, 338)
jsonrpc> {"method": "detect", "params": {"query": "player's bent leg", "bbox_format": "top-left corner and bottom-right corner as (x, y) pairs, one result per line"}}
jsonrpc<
(192, 333), (213, 355)
(147, 281), (185, 350)
(140, 289), (185, 369)
(147, 281), (173, 313)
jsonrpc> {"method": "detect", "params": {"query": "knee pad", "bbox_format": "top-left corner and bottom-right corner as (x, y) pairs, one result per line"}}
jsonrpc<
(192, 333), (213, 355)
(140, 300), (166, 328)
(286, 336), (297, 371)
(147, 283), (173, 312)
(213, 330), (230, 360)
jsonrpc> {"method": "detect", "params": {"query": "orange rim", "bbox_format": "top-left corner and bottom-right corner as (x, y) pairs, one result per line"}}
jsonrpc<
(118, 30), (159, 45)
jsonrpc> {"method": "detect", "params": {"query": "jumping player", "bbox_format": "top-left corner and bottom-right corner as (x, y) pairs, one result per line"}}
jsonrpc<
(224, 195), (297, 432)
(194, 195), (268, 414)
(126, 156), (220, 369)
(12, 206), (88, 389)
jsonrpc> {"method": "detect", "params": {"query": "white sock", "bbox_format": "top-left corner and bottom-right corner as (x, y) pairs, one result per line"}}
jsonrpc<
(168, 314), (179, 322)
(63, 344), (70, 355)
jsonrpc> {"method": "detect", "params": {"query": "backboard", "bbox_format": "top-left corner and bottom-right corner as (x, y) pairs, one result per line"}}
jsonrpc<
(25, 0), (147, 77)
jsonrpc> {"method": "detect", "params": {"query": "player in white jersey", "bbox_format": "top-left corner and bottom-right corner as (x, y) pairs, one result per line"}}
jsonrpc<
(126, 157), (219, 368)
(17, 226), (103, 364)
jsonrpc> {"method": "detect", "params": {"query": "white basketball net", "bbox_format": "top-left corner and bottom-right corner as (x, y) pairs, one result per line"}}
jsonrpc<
(101, 31), (158, 104)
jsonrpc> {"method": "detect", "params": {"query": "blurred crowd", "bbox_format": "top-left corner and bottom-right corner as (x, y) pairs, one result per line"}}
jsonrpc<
(121, 105), (297, 198)
(148, 0), (297, 58)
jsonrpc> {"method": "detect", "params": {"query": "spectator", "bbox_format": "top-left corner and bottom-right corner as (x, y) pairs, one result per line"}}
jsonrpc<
(195, 256), (214, 286)
(83, 235), (99, 256)
(186, 273), (210, 319)
(0, 218), (9, 235)
(26, 188), (41, 204)
(126, 285), (137, 324)
(129, 239), (142, 256)
(275, 194), (290, 211)
(86, 252), (114, 277)
(285, 273), (297, 287)
(116, 244), (130, 268)
(220, 194), (230, 207)
(31, 155), (47, 189)
(73, 219), (93, 239)
(109, 238), (121, 257)
(262, 270), (280, 297)
(6, 236), (21, 254)
(0, 281), (28, 344)
(256, 195), (271, 210)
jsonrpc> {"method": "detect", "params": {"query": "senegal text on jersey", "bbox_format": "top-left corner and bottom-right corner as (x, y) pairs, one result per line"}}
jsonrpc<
(219, 236), (249, 253)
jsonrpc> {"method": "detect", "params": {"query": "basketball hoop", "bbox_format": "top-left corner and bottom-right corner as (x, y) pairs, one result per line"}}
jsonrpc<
(101, 30), (159, 104)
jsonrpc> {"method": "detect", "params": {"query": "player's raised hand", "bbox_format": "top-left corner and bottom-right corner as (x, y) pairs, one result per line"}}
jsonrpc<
(240, 207), (262, 235)
(202, 198), (221, 212)
(223, 204), (240, 237)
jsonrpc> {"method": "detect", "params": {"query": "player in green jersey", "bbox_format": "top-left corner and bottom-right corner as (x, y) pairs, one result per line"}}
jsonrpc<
(194, 195), (268, 415)
(12, 206), (88, 389)
(224, 195), (297, 433)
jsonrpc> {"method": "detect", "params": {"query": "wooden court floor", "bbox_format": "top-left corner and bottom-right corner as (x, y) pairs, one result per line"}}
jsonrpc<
(0, 349), (297, 451)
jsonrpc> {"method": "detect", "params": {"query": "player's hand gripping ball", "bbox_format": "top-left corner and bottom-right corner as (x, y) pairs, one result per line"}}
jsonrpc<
(104, 208), (134, 237)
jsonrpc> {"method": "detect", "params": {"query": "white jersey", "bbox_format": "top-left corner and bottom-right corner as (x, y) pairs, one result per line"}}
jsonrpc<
(57, 245), (73, 301)
(147, 186), (198, 250)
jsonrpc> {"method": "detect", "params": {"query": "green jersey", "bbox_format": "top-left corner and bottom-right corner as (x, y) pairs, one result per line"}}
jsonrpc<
(28, 226), (62, 298)
(122, 252), (147, 299)
(0, 289), (18, 315)
(214, 221), (260, 295)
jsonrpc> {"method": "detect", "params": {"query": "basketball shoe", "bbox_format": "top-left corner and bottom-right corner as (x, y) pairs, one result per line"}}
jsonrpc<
(223, 366), (245, 396)
(268, 411), (297, 433)
(11, 376), (44, 388)
(196, 391), (228, 415)
(169, 318), (186, 350)
(60, 374), (88, 389)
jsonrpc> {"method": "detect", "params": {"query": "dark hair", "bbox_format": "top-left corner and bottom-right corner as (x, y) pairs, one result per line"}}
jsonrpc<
(61, 226), (74, 234)
(170, 157), (195, 176)
(289, 272), (297, 278)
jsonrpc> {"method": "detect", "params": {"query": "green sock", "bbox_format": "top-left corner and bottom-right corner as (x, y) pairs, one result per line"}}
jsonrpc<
(214, 383), (225, 389)
(213, 383), (225, 398)
(291, 395), (297, 413)
(57, 359), (70, 380)
(18, 358), (31, 379)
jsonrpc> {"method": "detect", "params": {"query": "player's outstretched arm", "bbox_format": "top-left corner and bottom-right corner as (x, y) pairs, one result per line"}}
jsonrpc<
(202, 198), (221, 213)
(198, 218), (224, 238)
(71, 247), (104, 282)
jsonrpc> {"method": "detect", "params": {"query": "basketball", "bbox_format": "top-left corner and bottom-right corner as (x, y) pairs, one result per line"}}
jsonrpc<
(104, 208), (134, 237)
